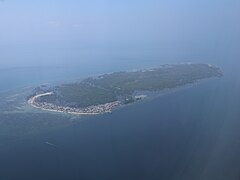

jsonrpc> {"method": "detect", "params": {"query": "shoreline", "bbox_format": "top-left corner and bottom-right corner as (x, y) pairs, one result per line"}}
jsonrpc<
(26, 64), (223, 115)
(27, 77), (221, 116)
(27, 92), (121, 115)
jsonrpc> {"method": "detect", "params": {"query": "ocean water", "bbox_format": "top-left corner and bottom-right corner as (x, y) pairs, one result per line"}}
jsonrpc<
(0, 59), (240, 180)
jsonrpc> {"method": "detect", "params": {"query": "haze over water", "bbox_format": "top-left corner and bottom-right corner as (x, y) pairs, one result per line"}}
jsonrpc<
(0, 0), (240, 180)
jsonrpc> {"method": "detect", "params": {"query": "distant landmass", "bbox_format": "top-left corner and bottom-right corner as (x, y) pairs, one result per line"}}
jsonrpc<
(28, 64), (222, 115)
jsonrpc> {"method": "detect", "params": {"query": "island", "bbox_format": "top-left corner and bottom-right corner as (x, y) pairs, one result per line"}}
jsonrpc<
(27, 64), (222, 115)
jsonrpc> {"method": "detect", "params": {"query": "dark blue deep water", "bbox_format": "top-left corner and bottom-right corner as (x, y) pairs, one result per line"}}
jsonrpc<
(0, 60), (240, 180)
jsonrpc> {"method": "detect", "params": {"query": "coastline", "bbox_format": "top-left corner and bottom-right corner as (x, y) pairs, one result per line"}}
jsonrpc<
(27, 64), (223, 115)
(27, 92), (121, 115)
(27, 76), (222, 116)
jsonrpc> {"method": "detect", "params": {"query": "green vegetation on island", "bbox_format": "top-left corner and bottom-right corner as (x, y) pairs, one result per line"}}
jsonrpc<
(34, 64), (222, 111)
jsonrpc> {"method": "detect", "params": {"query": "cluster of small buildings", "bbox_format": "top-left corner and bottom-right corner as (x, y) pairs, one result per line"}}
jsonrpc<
(31, 99), (122, 115)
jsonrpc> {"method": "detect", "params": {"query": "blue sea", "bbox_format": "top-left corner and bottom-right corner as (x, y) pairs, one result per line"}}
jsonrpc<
(0, 58), (240, 180)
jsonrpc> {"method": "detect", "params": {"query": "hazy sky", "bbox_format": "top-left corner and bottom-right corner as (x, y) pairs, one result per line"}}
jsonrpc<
(0, 0), (239, 68)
